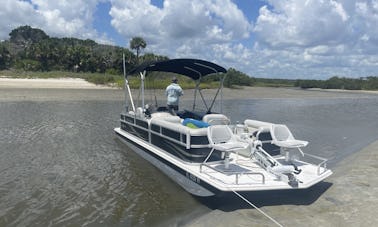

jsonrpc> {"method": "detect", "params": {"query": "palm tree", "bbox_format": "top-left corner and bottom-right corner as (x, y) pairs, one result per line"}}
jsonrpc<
(129, 37), (146, 63)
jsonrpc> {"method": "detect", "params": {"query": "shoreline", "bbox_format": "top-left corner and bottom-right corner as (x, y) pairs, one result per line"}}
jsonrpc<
(1, 77), (377, 102)
(1, 77), (378, 95)
(0, 77), (113, 89)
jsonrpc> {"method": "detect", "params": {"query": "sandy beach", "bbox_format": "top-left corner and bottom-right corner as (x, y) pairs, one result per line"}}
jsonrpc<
(0, 77), (111, 89)
(1, 77), (377, 101)
(0, 77), (122, 101)
(1, 77), (378, 226)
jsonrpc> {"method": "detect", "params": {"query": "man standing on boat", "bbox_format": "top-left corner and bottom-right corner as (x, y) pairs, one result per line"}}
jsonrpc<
(165, 76), (183, 115)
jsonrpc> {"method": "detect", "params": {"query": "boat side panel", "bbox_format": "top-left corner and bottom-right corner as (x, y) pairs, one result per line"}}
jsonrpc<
(115, 128), (221, 196)
(161, 127), (180, 141)
(136, 118), (148, 128)
(150, 133), (221, 162)
(121, 114), (223, 163)
(121, 121), (148, 141)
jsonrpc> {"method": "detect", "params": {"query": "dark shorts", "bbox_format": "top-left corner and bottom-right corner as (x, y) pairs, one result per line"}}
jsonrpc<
(167, 105), (178, 115)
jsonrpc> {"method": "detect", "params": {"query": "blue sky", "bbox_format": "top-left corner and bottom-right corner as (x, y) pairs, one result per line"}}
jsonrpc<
(1, 0), (378, 79)
(93, 1), (125, 45)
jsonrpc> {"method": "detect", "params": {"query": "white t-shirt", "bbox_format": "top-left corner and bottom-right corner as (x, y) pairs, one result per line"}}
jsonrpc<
(165, 83), (183, 105)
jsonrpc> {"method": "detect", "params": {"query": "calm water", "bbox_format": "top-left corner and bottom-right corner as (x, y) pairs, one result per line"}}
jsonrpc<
(1, 94), (378, 226)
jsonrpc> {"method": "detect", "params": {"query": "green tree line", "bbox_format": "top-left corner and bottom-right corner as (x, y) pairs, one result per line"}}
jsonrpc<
(0, 25), (166, 74)
(295, 76), (378, 90)
(0, 25), (256, 88)
(1, 26), (377, 90)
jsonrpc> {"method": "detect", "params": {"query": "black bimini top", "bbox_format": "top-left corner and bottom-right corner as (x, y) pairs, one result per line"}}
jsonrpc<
(128, 58), (227, 80)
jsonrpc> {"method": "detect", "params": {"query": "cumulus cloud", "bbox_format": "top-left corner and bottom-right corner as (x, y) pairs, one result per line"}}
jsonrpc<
(108, 0), (378, 78)
(354, 1), (378, 49)
(31, 0), (98, 37)
(254, 0), (350, 48)
(0, 0), (110, 43)
(250, 0), (378, 78)
(1, 0), (378, 79)
(0, 0), (42, 40)
(0, 0), (253, 70)
(109, 0), (162, 42)
(109, 0), (252, 62)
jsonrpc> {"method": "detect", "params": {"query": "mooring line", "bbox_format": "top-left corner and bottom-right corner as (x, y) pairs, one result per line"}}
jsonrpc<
(232, 190), (283, 227)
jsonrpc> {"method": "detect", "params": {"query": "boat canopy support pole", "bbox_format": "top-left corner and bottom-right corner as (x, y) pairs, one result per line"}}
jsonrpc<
(140, 71), (146, 110)
(198, 89), (209, 112)
(193, 76), (210, 112)
(207, 85), (221, 113)
(123, 53), (135, 112)
(192, 81), (199, 111)
(220, 73), (225, 113)
(207, 73), (226, 113)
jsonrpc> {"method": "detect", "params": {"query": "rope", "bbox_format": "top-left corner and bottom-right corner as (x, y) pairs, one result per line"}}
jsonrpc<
(231, 190), (283, 227)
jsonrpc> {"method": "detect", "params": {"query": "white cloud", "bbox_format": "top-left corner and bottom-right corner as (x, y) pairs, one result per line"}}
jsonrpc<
(248, 0), (378, 78)
(109, 0), (252, 57)
(109, 0), (162, 42)
(31, 0), (105, 39)
(354, 1), (378, 47)
(0, 0), (111, 44)
(254, 0), (350, 48)
(0, 0), (43, 39)
(1, 0), (378, 79)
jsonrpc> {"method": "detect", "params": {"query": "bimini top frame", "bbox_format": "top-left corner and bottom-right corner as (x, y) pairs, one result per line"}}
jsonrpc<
(126, 58), (227, 114)
(128, 58), (227, 80)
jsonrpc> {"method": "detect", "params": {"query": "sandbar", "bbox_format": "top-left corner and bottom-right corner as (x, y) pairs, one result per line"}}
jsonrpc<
(1, 77), (377, 102)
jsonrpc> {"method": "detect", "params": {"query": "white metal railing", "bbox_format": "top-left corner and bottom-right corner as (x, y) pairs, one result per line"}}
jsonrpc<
(302, 152), (328, 175)
(276, 151), (329, 175)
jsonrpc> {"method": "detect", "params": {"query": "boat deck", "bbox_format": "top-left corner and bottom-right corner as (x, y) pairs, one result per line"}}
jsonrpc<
(115, 127), (332, 194)
(185, 153), (332, 192)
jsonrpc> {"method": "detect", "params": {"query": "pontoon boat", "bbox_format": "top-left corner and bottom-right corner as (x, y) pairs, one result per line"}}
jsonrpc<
(114, 58), (332, 197)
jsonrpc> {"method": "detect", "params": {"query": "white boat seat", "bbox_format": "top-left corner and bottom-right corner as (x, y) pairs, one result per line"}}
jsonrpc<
(212, 142), (248, 152)
(270, 124), (308, 148)
(202, 114), (230, 125)
(207, 125), (249, 152)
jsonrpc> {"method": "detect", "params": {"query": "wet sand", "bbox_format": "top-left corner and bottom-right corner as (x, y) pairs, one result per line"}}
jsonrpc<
(1, 78), (378, 226)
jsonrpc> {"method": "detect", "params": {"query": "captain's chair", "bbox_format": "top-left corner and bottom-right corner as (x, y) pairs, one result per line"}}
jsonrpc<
(206, 125), (249, 169)
(270, 124), (308, 148)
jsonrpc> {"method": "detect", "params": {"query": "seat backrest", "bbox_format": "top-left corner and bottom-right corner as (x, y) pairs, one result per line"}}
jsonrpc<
(202, 114), (230, 125)
(270, 124), (294, 141)
(207, 125), (233, 145)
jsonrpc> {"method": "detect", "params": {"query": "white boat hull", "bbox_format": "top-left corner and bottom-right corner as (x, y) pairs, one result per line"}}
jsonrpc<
(115, 127), (332, 197)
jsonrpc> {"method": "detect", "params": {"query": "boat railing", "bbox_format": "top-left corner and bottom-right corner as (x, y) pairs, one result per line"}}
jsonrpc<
(200, 162), (265, 185)
(302, 152), (328, 175)
(276, 151), (329, 175)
